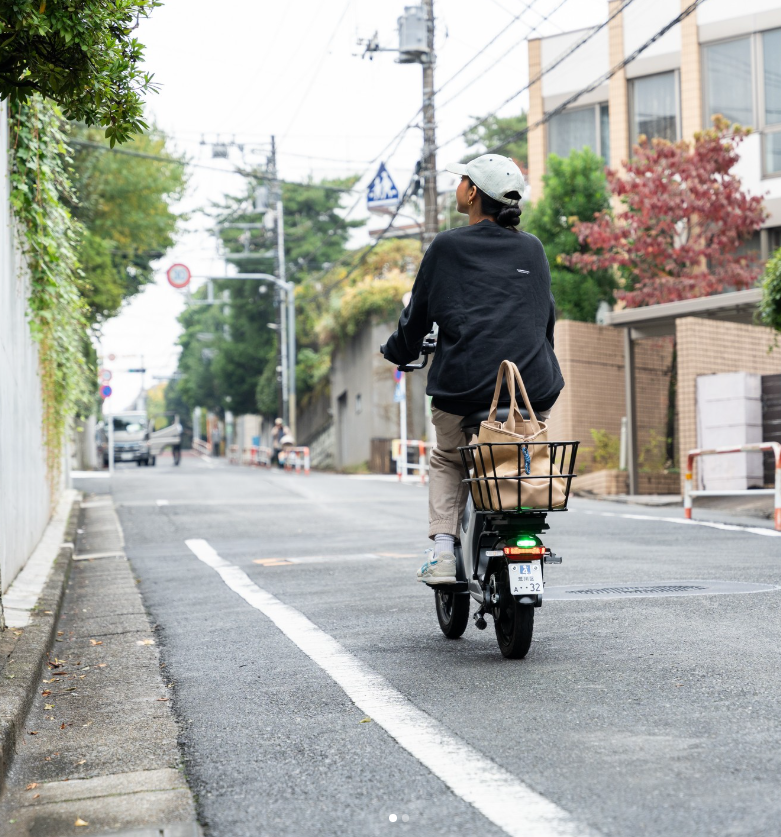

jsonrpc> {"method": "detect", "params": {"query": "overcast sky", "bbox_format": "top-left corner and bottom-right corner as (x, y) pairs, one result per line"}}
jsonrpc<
(100, 0), (608, 411)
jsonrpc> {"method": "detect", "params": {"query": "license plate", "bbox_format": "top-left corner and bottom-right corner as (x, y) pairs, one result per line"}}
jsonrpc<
(508, 562), (543, 596)
(120, 453), (134, 461)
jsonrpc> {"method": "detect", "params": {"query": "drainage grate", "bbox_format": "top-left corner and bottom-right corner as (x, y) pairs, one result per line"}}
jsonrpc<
(571, 584), (707, 596)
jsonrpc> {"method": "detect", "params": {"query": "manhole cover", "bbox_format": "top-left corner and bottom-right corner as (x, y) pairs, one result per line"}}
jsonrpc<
(544, 580), (780, 601)
(572, 584), (706, 595)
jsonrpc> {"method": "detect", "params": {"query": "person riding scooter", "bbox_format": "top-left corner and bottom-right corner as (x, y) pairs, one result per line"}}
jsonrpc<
(381, 154), (564, 585)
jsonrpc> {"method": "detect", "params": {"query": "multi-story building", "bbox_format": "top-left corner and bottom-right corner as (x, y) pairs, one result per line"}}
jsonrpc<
(527, 0), (781, 258)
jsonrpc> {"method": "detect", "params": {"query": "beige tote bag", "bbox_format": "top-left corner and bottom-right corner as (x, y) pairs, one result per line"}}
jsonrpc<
(470, 360), (566, 511)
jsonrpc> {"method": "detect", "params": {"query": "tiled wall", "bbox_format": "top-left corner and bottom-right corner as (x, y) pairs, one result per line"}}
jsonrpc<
(676, 317), (780, 492)
(549, 320), (674, 473)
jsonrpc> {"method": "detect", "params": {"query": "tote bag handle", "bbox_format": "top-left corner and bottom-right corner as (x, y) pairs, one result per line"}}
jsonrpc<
(486, 360), (541, 434)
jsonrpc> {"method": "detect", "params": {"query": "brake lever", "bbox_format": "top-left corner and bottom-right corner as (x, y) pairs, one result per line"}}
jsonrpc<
(397, 339), (437, 373)
(397, 355), (430, 372)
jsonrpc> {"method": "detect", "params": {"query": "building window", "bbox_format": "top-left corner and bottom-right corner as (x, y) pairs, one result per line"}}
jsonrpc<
(703, 37), (753, 127)
(547, 104), (609, 161)
(630, 72), (678, 144)
(763, 29), (781, 175)
(600, 104), (610, 163)
(764, 30), (781, 124)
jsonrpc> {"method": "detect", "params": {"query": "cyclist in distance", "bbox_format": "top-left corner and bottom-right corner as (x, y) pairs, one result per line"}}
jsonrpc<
(381, 154), (564, 585)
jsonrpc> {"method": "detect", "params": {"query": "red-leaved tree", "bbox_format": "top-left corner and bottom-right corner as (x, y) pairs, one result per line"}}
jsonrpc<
(566, 117), (766, 307)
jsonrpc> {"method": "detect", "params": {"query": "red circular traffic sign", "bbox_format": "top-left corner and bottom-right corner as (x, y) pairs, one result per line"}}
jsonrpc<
(167, 263), (191, 289)
(99, 368), (112, 382)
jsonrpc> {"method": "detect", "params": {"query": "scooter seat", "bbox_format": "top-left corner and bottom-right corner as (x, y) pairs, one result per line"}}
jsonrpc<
(460, 406), (529, 431)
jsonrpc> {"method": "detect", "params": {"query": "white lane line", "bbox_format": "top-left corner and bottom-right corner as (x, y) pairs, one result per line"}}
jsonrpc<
(185, 538), (598, 837)
(581, 510), (781, 538)
(156, 499), (170, 507)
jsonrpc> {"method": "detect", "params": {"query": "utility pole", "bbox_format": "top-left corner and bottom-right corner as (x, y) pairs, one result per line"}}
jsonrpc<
(421, 0), (438, 250)
(269, 136), (295, 436)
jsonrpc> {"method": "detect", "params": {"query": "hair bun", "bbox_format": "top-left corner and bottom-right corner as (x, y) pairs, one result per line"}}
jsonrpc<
(496, 203), (521, 230)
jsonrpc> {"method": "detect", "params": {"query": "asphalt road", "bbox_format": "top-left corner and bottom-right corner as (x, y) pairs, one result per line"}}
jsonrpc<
(76, 454), (781, 837)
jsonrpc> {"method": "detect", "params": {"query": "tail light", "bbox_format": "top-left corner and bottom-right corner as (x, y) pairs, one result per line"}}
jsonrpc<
(503, 546), (545, 559)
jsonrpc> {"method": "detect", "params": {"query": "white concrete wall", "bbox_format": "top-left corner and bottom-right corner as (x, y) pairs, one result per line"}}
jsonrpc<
(698, 0), (781, 25)
(696, 372), (764, 490)
(541, 27), (609, 99)
(623, 0), (680, 60)
(0, 101), (53, 592)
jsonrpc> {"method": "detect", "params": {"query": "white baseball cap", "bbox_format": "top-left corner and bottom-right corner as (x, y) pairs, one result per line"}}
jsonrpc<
(446, 154), (525, 205)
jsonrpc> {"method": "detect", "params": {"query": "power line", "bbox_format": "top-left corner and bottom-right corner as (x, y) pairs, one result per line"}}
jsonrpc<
(481, 0), (708, 155)
(282, 0), (353, 139)
(436, 0), (544, 94)
(437, 0), (638, 151)
(340, 0), (707, 275)
(67, 138), (363, 193)
(437, 0), (571, 113)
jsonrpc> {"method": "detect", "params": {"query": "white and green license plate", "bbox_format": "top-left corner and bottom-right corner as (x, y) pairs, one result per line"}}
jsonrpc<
(508, 562), (543, 596)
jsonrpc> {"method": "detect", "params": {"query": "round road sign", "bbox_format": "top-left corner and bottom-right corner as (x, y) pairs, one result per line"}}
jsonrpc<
(393, 368), (403, 382)
(100, 384), (112, 399)
(167, 263), (191, 289)
(99, 368), (112, 382)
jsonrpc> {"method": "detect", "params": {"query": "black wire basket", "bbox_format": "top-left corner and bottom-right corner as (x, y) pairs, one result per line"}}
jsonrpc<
(458, 440), (579, 513)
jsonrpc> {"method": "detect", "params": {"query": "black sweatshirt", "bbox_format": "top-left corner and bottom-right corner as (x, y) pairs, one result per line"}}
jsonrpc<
(382, 220), (564, 416)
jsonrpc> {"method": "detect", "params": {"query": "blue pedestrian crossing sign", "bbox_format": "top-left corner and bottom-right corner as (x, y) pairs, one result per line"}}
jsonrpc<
(367, 163), (399, 209)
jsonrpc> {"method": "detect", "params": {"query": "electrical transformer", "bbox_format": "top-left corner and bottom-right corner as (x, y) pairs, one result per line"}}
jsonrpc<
(397, 5), (429, 64)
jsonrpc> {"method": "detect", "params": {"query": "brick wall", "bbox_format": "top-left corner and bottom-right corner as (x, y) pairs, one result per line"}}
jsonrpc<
(676, 317), (781, 492)
(550, 320), (673, 474)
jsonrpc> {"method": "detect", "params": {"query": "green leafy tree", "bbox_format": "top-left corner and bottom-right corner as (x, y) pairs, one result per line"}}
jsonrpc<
(522, 149), (615, 321)
(171, 286), (228, 415)
(0, 0), (160, 145)
(171, 176), (359, 418)
(759, 246), (781, 340)
(463, 112), (528, 167)
(64, 125), (187, 323)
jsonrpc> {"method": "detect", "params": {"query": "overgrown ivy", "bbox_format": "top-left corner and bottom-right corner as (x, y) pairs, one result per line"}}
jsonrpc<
(8, 95), (91, 490)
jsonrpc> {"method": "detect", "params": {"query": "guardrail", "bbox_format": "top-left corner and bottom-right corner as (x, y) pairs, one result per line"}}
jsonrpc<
(394, 439), (431, 484)
(684, 442), (781, 531)
(282, 446), (310, 475)
(192, 438), (210, 456)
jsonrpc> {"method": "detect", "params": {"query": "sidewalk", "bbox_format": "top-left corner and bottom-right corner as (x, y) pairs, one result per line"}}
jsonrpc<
(0, 493), (199, 836)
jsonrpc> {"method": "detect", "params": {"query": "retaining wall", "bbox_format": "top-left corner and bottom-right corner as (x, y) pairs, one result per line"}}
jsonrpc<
(0, 102), (53, 592)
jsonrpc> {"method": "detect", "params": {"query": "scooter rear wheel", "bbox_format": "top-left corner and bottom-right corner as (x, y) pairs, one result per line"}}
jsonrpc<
(435, 590), (470, 639)
(492, 565), (534, 659)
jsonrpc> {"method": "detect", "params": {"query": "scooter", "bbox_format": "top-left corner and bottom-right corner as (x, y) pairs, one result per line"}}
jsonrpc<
(398, 338), (578, 659)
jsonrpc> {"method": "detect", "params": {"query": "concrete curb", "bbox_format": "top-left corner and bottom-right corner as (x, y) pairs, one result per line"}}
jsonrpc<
(0, 496), (79, 793)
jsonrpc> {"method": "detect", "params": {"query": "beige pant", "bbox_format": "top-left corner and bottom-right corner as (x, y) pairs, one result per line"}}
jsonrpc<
(428, 406), (551, 539)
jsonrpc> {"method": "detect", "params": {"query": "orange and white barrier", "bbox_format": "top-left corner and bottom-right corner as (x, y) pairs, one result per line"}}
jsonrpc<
(393, 439), (431, 484)
(282, 447), (310, 475)
(684, 442), (781, 531)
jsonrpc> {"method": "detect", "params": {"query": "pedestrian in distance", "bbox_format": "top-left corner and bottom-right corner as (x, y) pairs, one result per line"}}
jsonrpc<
(211, 422), (222, 458)
(271, 417), (292, 468)
(381, 153), (564, 584)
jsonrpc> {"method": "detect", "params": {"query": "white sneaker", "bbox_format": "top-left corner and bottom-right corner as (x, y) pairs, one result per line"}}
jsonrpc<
(417, 552), (457, 584)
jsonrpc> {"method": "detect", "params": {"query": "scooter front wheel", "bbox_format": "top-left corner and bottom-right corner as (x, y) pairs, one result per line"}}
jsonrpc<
(435, 590), (470, 639)
(492, 565), (534, 659)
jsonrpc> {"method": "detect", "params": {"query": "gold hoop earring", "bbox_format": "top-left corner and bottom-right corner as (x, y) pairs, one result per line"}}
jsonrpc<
(468, 199), (473, 206)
